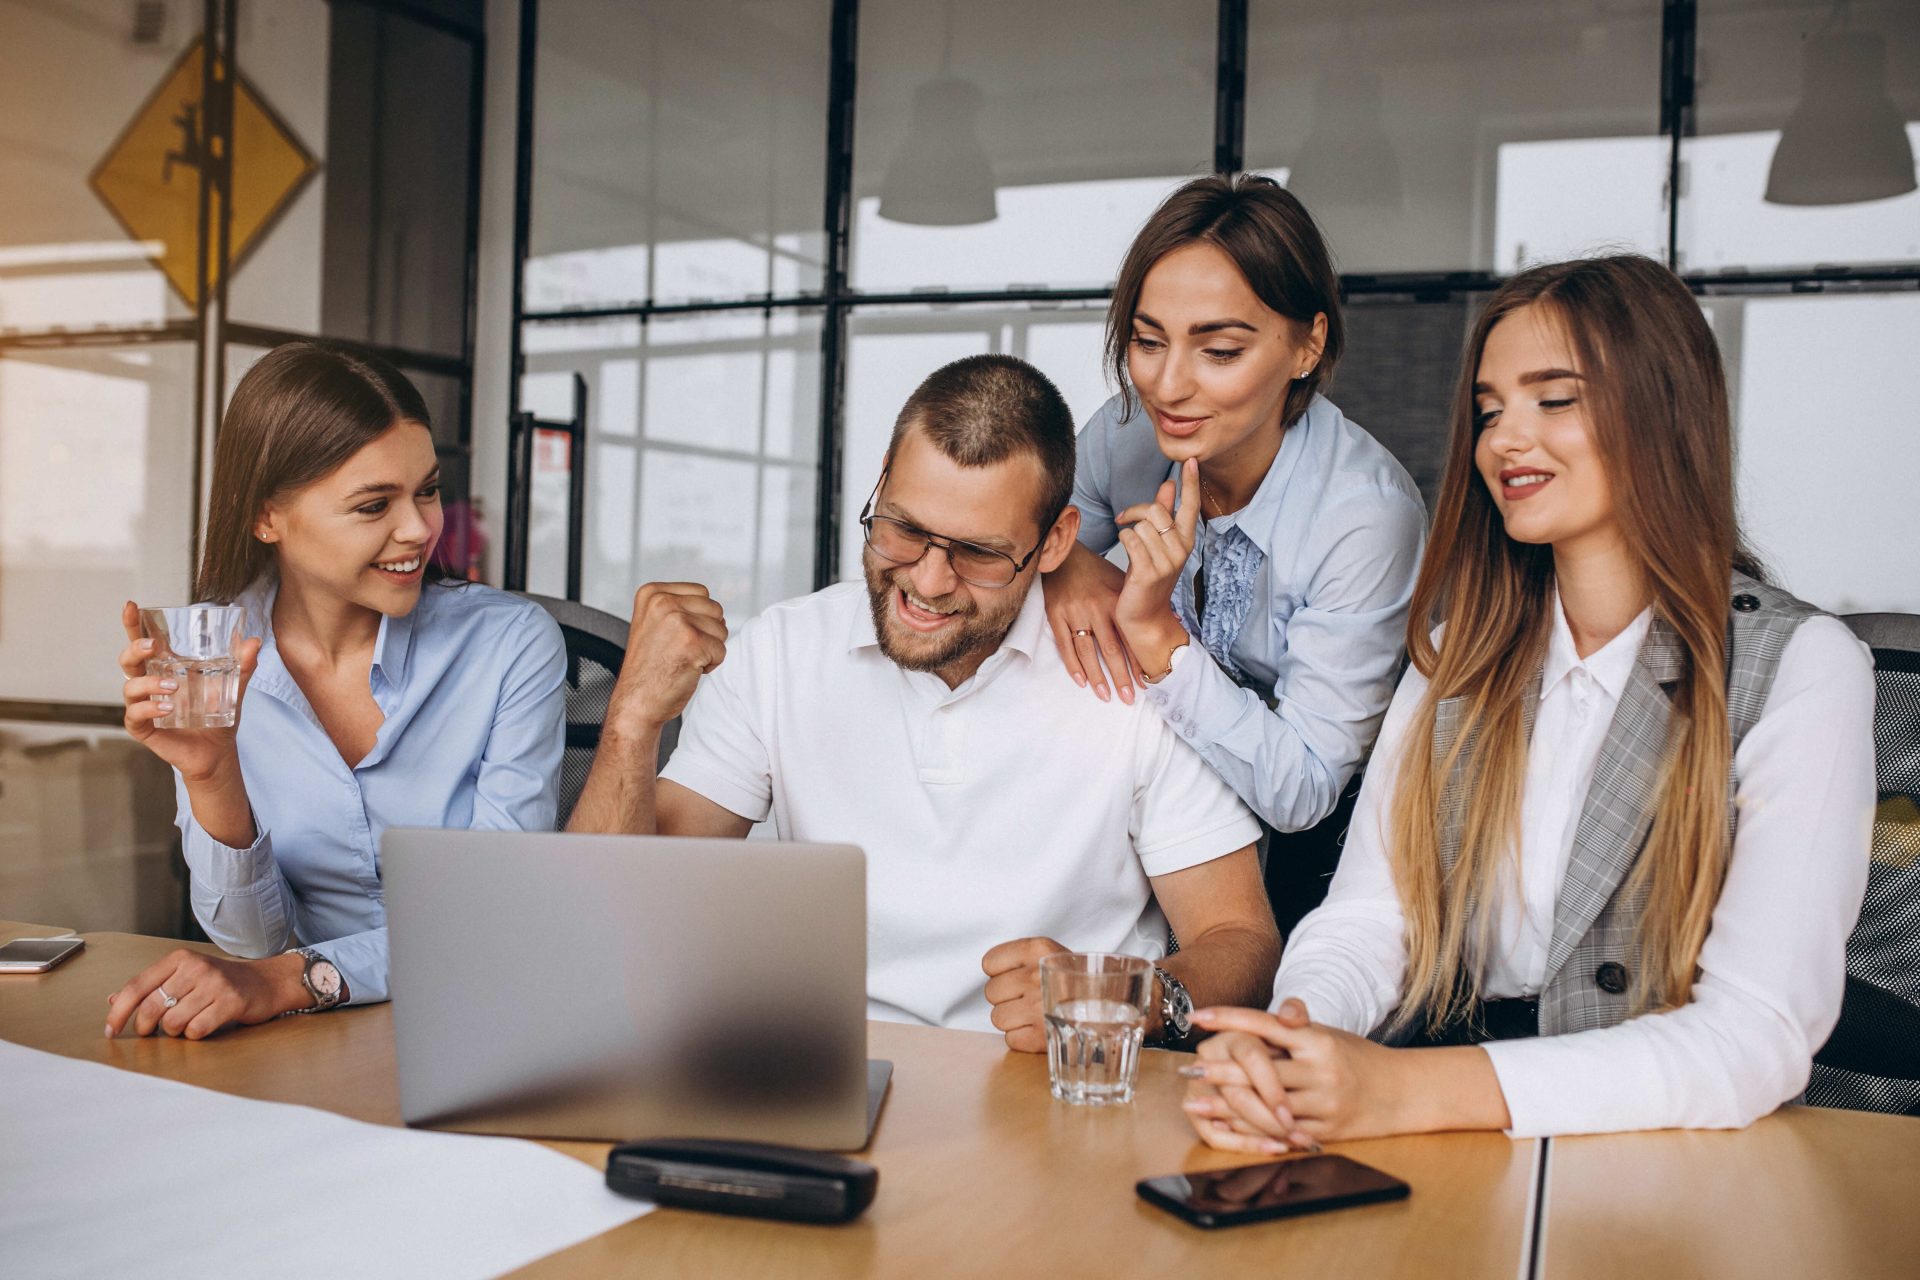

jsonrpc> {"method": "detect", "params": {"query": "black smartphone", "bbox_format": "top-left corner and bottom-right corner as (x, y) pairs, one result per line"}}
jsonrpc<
(1137, 1154), (1410, 1228)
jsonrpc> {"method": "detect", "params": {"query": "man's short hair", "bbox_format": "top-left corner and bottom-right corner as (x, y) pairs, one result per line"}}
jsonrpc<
(888, 354), (1076, 533)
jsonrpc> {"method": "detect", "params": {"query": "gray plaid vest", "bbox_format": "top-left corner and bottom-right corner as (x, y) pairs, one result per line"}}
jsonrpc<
(1431, 573), (1821, 1035)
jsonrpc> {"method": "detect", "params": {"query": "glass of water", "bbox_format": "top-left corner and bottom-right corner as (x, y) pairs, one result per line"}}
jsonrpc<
(1041, 952), (1153, 1106)
(140, 605), (247, 729)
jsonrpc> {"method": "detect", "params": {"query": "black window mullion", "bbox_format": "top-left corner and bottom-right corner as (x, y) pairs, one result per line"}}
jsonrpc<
(1214, 0), (1248, 175)
(812, 0), (859, 592)
(1660, 0), (1698, 272)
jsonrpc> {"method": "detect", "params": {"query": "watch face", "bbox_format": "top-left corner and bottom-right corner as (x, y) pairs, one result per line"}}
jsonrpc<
(310, 960), (342, 999)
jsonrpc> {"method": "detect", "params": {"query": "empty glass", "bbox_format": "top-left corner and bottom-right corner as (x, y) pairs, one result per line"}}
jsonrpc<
(140, 605), (246, 729)
(1041, 952), (1153, 1106)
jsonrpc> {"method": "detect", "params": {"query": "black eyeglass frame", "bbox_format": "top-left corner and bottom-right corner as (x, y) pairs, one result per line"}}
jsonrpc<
(856, 468), (1049, 589)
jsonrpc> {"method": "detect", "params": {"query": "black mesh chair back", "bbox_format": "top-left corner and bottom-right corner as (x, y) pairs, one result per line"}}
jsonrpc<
(1808, 611), (1920, 1116)
(516, 593), (678, 828)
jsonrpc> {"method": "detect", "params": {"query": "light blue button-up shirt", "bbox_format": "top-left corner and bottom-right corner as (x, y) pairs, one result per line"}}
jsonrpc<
(1073, 392), (1426, 832)
(176, 579), (566, 1004)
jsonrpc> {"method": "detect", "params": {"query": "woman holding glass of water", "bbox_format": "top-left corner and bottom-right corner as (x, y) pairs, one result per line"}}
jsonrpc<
(105, 341), (567, 1040)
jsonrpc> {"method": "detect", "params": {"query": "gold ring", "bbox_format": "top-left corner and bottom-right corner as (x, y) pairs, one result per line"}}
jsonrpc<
(1154, 525), (1171, 535)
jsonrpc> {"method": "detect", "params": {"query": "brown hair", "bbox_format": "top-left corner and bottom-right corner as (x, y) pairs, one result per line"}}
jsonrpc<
(1105, 173), (1345, 427)
(1387, 254), (1763, 1035)
(888, 354), (1076, 532)
(197, 341), (436, 602)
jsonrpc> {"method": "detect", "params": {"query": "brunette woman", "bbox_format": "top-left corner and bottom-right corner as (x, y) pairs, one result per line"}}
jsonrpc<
(1180, 255), (1874, 1145)
(105, 342), (565, 1038)
(1045, 174), (1425, 927)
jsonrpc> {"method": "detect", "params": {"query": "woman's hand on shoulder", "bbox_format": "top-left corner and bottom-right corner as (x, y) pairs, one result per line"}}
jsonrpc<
(118, 600), (262, 785)
(1043, 540), (1137, 703)
(104, 949), (310, 1040)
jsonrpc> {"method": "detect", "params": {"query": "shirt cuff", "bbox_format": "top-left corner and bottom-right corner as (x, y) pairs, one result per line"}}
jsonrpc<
(307, 932), (389, 1007)
(1478, 1037), (1582, 1138)
(190, 824), (278, 895)
(1138, 639), (1205, 733)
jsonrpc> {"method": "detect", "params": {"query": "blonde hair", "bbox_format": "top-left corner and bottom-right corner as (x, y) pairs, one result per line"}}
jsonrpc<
(1388, 255), (1761, 1035)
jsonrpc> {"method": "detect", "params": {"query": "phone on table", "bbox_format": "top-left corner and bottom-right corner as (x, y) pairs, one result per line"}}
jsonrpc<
(1137, 1154), (1410, 1228)
(0, 937), (86, 973)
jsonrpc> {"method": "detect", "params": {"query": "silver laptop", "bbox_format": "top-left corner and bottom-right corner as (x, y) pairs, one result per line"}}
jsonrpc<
(383, 830), (889, 1150)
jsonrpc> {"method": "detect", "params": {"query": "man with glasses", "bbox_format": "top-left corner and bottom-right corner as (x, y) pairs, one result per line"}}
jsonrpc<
(569, 355), (1277, 1051)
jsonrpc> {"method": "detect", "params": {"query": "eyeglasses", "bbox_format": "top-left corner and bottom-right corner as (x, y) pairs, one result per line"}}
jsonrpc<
(858, 469), (1046, 589)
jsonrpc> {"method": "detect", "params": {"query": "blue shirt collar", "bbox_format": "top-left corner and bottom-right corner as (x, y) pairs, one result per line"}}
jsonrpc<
(1193, 394), (1327, 560)
(229, 575), (420, 695)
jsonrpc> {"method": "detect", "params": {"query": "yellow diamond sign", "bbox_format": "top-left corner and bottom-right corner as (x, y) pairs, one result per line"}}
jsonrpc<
(88, 38), (318, 309)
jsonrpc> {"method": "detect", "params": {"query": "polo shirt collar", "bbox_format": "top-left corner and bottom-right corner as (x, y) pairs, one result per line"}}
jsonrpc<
(845, 575), (1050, 667)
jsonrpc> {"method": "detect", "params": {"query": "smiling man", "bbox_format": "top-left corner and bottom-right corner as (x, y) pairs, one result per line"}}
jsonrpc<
(569, 355), (1277, 1049)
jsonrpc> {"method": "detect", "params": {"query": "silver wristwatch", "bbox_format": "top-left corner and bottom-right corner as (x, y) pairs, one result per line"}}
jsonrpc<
(291, 947), (346, 1013)
(1152, 965), (1193, 1044)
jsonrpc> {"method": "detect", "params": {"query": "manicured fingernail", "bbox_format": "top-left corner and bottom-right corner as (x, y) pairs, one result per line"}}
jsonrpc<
(1177, 1065), (1207, 1078)
(1119, 687), (1134, 705)
(104, 1025), (115, 1038)
(155, 700), (173, 711)
(1071, 673), (1085, 687)
(137, 638), (154, 650)
(159, 680), (178, 691)
(1263, 1140), (1290, 1155)
(1181, 1098), (1211, 1112)
(1291, 1134), (1321, 1152)
(1095, 686), (1109, 702)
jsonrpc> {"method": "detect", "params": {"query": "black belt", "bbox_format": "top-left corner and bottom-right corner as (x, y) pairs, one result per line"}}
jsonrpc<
(1404, 997), (1541, 1048)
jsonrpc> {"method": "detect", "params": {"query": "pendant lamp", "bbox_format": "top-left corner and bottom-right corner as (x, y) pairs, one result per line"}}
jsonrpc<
(1765, 30), (1917, 206)
(878, 77), (999, 225)
(877, 0), (997, 226)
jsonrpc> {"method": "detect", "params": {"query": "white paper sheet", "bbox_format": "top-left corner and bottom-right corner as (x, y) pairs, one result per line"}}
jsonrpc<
(0, 1039), (652, 1279)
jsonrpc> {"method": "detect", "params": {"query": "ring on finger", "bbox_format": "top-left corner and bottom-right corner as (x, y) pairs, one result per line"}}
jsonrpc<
(157, 986), (179, 1010)
(1071, 628), (1093, 638)
(1153, 525), (1171, 535)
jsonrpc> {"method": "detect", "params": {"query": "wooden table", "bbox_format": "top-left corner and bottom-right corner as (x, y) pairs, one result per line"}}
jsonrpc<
(1544, 1108), (1920, 1279)
(3, 926), (1536, 1278)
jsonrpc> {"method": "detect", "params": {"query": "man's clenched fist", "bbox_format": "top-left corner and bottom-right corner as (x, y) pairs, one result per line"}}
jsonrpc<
(607, 582), (728, 737)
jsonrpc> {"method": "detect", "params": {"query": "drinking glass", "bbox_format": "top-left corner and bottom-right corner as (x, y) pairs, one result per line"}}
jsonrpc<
(140, 605), (247, 729)
(1040, 952), (1153, 1106)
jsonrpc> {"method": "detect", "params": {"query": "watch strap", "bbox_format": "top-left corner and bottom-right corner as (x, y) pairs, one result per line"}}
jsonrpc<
(1151, 964), (1193, 1045)
(290, 947), (345, 1013)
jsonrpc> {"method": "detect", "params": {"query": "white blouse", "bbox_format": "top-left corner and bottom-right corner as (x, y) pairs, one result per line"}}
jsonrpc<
(1271, 596), (1877, 1137)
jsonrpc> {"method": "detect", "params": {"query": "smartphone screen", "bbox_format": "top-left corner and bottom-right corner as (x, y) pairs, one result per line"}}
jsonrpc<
(0, 937), (85, 971)
(1137, 1154), (1410, 1228)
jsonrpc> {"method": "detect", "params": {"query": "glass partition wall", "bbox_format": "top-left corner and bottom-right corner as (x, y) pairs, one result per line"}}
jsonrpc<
(1, 0), (486, 721)
(0, 0), (484, 938)
(514, 0), (1919, 626)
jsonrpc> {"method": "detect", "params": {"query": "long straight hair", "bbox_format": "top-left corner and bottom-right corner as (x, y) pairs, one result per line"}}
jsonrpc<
(197, 341), (439, 603)
(1388, 254), (1760, 1033)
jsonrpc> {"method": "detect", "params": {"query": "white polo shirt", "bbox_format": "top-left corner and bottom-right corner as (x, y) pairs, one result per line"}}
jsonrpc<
(661, 580), (1262, 1033)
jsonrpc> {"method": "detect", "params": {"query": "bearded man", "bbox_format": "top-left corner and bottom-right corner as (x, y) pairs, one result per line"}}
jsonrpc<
(569, 355), (1277, 1050)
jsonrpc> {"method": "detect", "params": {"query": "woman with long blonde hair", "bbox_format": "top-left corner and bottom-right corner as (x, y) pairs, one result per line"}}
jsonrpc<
(1180, 254), (1875, 1144)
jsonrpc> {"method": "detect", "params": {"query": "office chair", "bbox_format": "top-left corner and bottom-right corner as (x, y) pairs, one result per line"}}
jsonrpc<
(518, 593), (679, 828)
(1808, 611), (1920, 1116)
